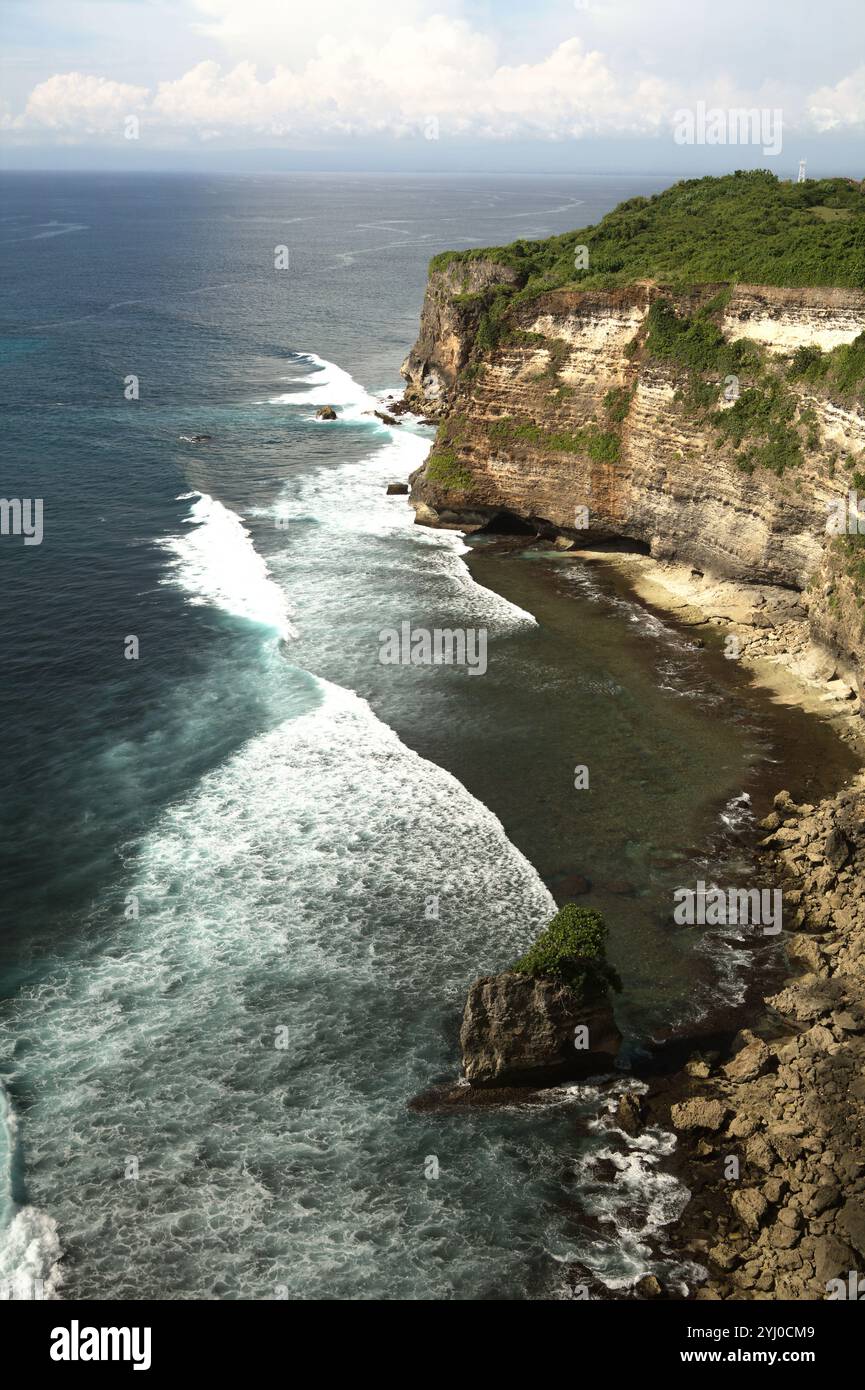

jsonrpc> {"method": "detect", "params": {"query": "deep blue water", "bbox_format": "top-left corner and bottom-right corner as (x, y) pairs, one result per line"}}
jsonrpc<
(1, 172), (849, 1301)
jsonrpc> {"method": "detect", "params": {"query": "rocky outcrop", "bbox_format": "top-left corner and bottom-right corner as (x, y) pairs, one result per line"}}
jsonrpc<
(401, 258), (520, 416)
(668, 774), (865, 1300)
(402, 273), (865, 704)
(460, 970), (621, 1087)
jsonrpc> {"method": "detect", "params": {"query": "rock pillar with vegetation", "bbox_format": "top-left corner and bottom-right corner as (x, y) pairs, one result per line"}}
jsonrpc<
(460, 905), (622, 1087)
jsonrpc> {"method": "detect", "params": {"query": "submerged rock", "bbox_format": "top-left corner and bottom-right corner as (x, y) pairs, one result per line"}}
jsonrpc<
(551, 872), (592, 897)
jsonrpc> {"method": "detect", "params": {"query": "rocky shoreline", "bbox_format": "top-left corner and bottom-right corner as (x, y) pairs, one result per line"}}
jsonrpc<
(570, 550), (865, 1297)
(648, 774), (865, 1301)
(400, 490), (864, 1299)
(584, 550), (864, 755)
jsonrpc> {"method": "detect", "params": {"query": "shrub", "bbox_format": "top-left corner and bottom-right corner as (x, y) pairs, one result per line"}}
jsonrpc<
(603, 384), (635, 425)
(425, 450), (473, 492)
(511, 905), (622, 998)
(488, 416), (621, 462)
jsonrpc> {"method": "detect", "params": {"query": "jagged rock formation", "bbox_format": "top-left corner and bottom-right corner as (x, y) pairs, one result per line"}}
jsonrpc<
(403, 269), (865, 704)
(402, 258), (520, 412)
(460, 971), (621, 1087)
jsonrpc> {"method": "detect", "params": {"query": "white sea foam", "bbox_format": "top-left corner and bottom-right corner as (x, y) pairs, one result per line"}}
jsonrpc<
(0, 1084), (63, 1300)
(270, 351), (384, 424)
(262, 354), (537, 634)
(2, 354), (558, 1298)
(551, 1083), (701, 1295)
(158, 491), (297, 640)
(720, 790), (754, 833)
(2, 679), (556, 1299)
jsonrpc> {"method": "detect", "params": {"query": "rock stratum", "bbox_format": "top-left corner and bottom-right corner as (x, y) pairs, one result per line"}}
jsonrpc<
(403, 268), (865, 706)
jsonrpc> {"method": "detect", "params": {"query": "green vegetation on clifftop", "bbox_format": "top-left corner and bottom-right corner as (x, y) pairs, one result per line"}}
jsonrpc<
(431, 171), (865, 300)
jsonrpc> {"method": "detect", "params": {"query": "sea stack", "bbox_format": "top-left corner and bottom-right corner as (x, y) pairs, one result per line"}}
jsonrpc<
(460, 905), (622, 1087)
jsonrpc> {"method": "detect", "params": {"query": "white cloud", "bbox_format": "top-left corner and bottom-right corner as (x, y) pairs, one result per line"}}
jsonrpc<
(807, 66), (865, 132)
(6, 9), (865, 147)
(15, 21), (675, 144)
(187, 0), (443, 66)
(21, 72), (149, 134)
(147, 24), (676, 141)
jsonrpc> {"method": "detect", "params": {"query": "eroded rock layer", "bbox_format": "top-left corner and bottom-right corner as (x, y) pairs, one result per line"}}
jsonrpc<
(404, 270), (865, 704)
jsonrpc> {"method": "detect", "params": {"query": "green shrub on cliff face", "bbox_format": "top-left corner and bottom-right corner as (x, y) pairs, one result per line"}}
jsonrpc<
(602, 384), (636, 425)
(838, 534), (865, 617)
(644, 300), (760, 377)
(512, 905), (622, 998)
(787, 332), (865, 401)
(711, 378), (804, 475)
(488, 416), (620, 462)
(645, 298), (809, 475)
(426, 449), (473, 492)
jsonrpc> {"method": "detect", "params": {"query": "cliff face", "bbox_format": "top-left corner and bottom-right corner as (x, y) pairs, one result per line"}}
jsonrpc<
(401, 258), (520, 412)
(403, 272), (865, 700)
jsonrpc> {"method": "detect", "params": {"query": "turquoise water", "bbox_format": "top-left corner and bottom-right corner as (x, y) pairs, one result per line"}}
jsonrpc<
(0, 173), (855, 1301)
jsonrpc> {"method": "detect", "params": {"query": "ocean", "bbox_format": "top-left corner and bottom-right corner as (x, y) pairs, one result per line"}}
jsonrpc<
(0, 171), (855, 1301)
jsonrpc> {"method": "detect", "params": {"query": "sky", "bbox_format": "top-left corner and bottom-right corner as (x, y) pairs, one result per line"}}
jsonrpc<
(0, 0), (863, 174)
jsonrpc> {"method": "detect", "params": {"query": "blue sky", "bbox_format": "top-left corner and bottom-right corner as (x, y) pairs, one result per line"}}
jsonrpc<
(1, 0), (863, 173)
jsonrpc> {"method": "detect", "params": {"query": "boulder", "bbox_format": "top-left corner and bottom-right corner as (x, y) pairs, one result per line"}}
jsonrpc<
(615, 1091), (645, 1136)
(635, 1274), (663, 1299)
(722, 1033), (772, 1082)
(386, 482), (409, 495)
(670, 1098), (729, 1132)
(812, 1234), (855, 1285)
(774, 789), (799, 817)
(731, 1187), (769, 1231)
(836, 1198), (865, 1258)
(316, 405), (337, 420)
(460, 971), (621, 1087)
(825, 826), (851, 870)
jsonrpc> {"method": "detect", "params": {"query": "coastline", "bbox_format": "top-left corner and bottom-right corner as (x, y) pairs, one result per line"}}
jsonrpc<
(460, 536), (865, 1299)
(575, 548), (865, 760)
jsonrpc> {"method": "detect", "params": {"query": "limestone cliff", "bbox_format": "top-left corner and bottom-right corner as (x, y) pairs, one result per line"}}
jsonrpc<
(403, 271), (865, 703)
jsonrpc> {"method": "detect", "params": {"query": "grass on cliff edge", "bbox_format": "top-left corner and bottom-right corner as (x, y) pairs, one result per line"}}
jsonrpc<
(431, 171), (865, 303)
(511, 904), (622, 999)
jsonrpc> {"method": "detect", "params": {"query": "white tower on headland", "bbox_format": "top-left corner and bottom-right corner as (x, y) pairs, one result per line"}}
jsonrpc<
(798, 158), (807, 183)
